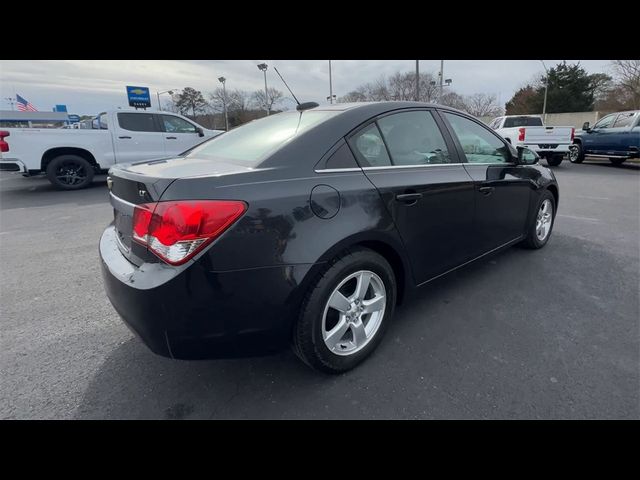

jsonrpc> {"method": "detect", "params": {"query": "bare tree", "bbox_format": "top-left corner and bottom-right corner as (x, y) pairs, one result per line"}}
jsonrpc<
(462, 93), (503, 117)
(208, 87), (231, 114)
(610, 60), (640, 109)
(439, 91), (467, 110)
(251, 87), (285, 112)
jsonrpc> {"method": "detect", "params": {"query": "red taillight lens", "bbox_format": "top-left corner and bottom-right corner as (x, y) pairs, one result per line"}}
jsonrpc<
(132, 200), (247, 265)
(518, 128), (525, 142)
(571, 127), (575, 141)
(0, 130), (9, 153)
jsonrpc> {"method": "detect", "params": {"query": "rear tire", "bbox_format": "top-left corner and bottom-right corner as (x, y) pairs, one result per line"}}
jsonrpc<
(609, 158), (626, 166)
(546, 154), (563, 167)
(293, 248), (396, 374)
(569, 143), (584, 163)
(521, 190), (555, 249)
(46, 155), (95, 190)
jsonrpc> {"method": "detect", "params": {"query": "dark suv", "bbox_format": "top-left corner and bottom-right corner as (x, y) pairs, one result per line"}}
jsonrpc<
(570, 110), (640, 165)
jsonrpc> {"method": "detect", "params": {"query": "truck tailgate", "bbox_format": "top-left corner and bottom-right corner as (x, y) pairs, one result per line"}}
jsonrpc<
(524, 126), (573, 144)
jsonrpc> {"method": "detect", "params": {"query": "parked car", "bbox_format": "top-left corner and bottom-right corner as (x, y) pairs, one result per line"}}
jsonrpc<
(100, 101), (559, 373)
(569, 110), (640, 165)
(0, 110), (223, 189)
(489, 115), (574, 167)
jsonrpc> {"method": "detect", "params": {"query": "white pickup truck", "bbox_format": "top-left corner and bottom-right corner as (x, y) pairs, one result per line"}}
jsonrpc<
(0, 110), (223, 189)
(488, 115), (574, 167)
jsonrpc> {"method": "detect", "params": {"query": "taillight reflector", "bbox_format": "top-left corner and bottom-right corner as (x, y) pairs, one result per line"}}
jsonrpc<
(518, 128), (525, 142)
(0, 130), (9, 153)
(132, 200), (247, 265)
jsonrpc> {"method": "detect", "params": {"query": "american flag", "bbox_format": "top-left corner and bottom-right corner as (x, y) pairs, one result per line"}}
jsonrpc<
(16, 94), (38, 112)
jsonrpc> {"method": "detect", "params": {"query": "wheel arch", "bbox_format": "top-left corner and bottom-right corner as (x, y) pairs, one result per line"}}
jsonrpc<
(546, 184), (559, 209)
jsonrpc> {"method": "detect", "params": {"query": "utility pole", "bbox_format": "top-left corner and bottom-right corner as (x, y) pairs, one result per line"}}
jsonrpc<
(540, 60), (549, 123)
(4, 97), (15, 111)
(415, 60), (420, 101)
(329, 60), (334, 104)
(257, 63), (269, 115)
(218, 77), (229, 131)
(439, 60), (444, 102)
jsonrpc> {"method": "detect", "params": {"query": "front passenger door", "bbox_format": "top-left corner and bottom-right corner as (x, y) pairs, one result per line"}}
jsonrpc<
(159, 114), (204, 155)
(440, 111), (533, 257)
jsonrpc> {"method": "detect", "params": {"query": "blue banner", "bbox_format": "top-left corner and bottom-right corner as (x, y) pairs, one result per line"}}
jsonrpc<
(126, 86), (151, 109)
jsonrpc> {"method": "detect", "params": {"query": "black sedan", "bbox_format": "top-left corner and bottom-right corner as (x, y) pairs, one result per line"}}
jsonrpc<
(100, 101), (558, 373)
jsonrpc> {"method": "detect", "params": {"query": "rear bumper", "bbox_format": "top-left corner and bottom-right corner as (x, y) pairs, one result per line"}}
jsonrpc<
(99, 225), (313, 359)
(524, 144), (571, 154)
(0, 159), (28, 173)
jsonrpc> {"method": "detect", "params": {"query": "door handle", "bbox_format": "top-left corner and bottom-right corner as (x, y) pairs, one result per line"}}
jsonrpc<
(478, 186), (495, 196)
(118, 136), (132, 139)
(395, 192), (423, 204)
(166, 136), (177, 140)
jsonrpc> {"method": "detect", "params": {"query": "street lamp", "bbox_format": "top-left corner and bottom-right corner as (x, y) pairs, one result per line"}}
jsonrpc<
(157, 89), (179, 111)
(218, 76), (229, 131)
(257, 63), (269, 115)
(329, 60), (334, 104)
(540, 60), (549, 123)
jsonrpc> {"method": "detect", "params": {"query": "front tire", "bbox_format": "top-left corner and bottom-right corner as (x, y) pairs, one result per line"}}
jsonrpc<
(609, 158), (626, 166)
(293, 248), (396, 374)
(521, 190), (555, 249)
(46, 155), (95, 190)
(546, 154), (564, 167)
(569, 143), (585, 163)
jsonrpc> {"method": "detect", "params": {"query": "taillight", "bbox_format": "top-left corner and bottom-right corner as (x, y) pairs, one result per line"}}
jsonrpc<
(132, 200), (247, 265)
(518, 128), (525, 142)
(0, 130), (9, 153)
(571, 127), (575, 141)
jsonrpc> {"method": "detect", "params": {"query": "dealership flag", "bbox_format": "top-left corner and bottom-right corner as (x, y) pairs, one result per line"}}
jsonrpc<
(16, 94), (38, 112)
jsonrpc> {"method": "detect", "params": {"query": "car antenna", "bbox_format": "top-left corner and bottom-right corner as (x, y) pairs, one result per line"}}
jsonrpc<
(273, 67), (319, 111)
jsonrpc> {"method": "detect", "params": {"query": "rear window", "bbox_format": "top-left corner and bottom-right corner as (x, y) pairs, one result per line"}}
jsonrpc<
(118, 113), (158, 132)
(503, 116), (543, 128)
(184, 111), (339, 165)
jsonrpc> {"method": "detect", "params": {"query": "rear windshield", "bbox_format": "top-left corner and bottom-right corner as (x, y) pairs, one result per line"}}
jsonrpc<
(184, 111), (339, 165)
(503, 116), (543, 128)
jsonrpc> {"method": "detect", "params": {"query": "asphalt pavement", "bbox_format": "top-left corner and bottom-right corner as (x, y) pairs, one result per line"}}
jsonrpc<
(1, 159), (638, 419)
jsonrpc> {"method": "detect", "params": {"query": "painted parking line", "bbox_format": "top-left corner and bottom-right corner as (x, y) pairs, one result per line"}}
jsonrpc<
(557, 214), (600, 222)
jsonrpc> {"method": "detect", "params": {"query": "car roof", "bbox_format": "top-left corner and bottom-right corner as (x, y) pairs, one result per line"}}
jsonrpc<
(310, 100), (464, 115)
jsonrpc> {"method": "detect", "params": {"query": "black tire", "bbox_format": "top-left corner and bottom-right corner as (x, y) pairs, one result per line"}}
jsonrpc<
(46, 154), (95, 190)
(569, 143), (585, 163)
(293, 247), (397, 374)
(521, 189), (556, 249)
(609, 158), (626, 166)
(546, 154), (563, 167)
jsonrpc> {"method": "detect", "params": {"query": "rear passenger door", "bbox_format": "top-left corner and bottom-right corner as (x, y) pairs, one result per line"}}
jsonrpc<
(159, 114), (204, 156)
(347, 109), (476, 285)
(113, 112), (166, 164)
(440, 111), (533, 257)
(609, 111), (640, 155)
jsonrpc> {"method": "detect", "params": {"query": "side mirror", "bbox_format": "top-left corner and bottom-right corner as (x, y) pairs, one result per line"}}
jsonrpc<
(196, 127), (204, 137)
(516, 146), (539, 165)
(582, 121), (590, 131)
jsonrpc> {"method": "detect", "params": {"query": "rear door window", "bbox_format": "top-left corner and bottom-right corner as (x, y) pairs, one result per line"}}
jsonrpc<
(612, 112), (636, 128)
(348, 123), (392, 167)
(117, 113), (159, 132)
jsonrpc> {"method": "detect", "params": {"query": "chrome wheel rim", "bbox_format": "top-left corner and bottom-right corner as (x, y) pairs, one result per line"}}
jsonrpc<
(569, 145), (579, 162)
(322, 270), (386, 356)
(536, 199), (553, 241)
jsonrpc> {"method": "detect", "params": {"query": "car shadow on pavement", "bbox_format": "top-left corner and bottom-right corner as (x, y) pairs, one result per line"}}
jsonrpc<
(75, 235), (640, 420)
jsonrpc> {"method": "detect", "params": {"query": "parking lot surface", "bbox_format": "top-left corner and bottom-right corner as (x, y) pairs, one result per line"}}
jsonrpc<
(1, 160), (638, 419)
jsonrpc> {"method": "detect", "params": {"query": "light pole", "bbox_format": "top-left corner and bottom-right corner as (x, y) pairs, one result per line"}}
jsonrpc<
(416, 60), (420, 101)
(540, 60), (549, 123)
(157, 89), (178, 111)
(257, 63), (269, 115)
(328, 60), (334, 104)
(4, 97), (15, 111)
(218, 77), (229, 131)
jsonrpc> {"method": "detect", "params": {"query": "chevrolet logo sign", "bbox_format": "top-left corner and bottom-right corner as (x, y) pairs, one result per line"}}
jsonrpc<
(129, 88), (146, 95)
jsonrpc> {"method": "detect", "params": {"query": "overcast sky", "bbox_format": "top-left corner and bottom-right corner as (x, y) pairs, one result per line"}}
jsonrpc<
(0, 60), (613, 115)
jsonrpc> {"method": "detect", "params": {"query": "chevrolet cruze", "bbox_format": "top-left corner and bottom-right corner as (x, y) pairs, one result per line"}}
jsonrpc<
(100, 101), (559, 373)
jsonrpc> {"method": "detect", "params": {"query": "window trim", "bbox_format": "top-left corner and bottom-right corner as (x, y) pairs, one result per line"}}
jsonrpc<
(343, 107), (463, 170)
(436, 109), (516, 166)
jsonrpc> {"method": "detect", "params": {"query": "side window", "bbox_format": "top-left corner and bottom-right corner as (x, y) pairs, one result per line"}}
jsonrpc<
(161, 115), (197, 133)
(117, 113), (158, 132)
(612, 112), (636, 128)
(377, 111), (452, 165)
(594, 114), (617, 129)
(443, 112), (511, 164)
(348, 123), (392, 167)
